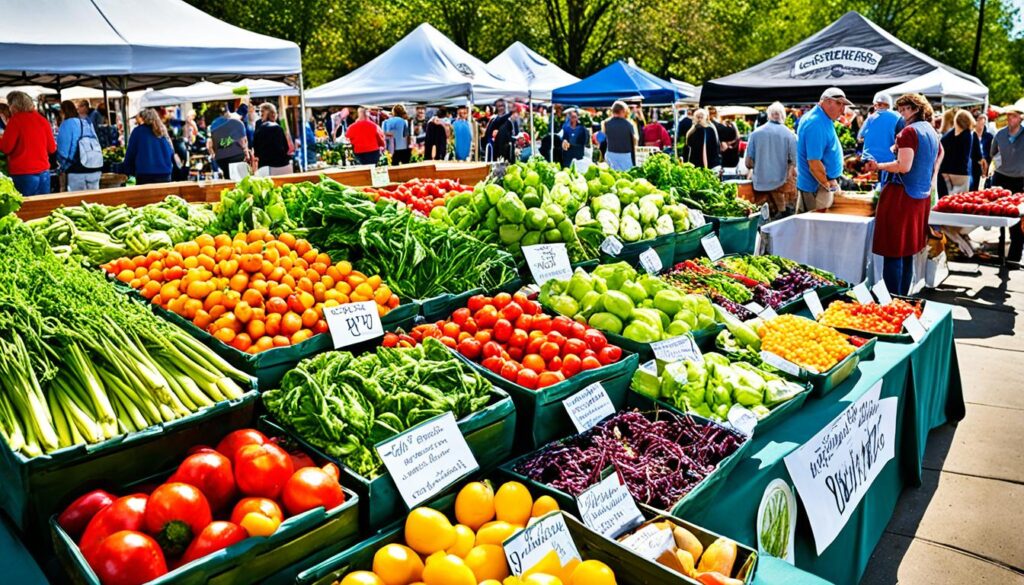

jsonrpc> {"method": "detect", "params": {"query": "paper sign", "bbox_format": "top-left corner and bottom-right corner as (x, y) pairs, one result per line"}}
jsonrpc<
(919, 302), (941, 330)
(640, 360), (658, 374)
(871, 280), (893, 306)
(375, 411), (479, 507)
(760, 204), (771, 221)
(651, 334), (703, 363)
(503, 512), (581, 576)
(728, 404), (758, 437)
(639, 248), (663, 274)
(370, 165), (391, 187)
(523, 243), (573, 286)
(852, 282), (873, 305)
(784, 381), (897, 554)
(803, 290), (824, 318)
(600, 236), (624, 256)
(325, 301), (384, 349)
(577, 469), (644, 538)
(701, 233), (725, 261)
(902, 315), (926, 342)
(620, 523), (676, 560)
(745, 302), (778, 320)
(757, 479), (797, 564)
(563, 382), (616, 433)
(761, 350), (803, 376)
(688, 209), (706, 228)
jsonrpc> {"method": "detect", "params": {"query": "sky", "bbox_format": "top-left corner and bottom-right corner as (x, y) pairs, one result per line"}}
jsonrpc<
(1014, 0), (1024, 34)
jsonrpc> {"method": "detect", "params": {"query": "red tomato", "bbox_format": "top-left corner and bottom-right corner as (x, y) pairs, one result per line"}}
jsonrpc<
(234, 443), (295, 499)
(481, 356), (505, 373)
(144, 483), (213, 557)
(536, 371), (565, 388)
(508, 328), (529, 348)
(180, 521), (247, 564)
(186, 445), (217, 456)
(507, 347), (524, 362)
(90, 530), (167, 585)
(500, 302), (524, 322)
(531, 314), (552, 333)
(282, 467), (347, 516)
(516, 368), (539, 389)
(514, 314), (534, 331)
(492, 318), (513, 343)
(526, 336), (545, 355)
(442, 322), (462, 338)
(492, 292), (512, 308)
(58, 489), (115, 541)
(561, 354), (583, 378)
(563, 338), (588, 356)
(381, 332), (399, 347)
(520, 298), (542, 316)
(451, 307), (471, 326)
(230, 498), (284, 525)
(473, 330), (492, 344)
(215, 429), (268, 464)
(466, 295), (488, 312)
(499, 361), (520, 381)
(438, 336), (456, 349)
(583, 329), (608, 351)
(545, 331), (567, 347)
(547, 355), (563, 372)
(522, 354), (546, 373)
(512, 292), (533, 308)
(581, 356), (602, 370)
(168, 451), (237, 512)
(539, 342), (560, 361)
(480, 341), (503, 359)
(551, 316), (573, 336)
(457, 338), (482, 360)
(80, 495), (149, 563)
(569, 322), (588, 339)
(598, 345), (623, 365)
(474, 306), (499, 329)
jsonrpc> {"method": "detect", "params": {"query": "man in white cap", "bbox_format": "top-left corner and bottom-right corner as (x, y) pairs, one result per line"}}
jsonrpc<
(796, 87), (851, 212)
(858, 92), (905, 171)
(990, 104), (1024, 265)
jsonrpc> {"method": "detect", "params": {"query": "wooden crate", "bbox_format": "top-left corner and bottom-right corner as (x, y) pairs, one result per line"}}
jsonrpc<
(826, 191), (875, 217)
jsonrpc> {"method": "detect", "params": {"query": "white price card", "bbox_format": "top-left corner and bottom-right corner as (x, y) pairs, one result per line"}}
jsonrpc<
(688, 208), (707, 228)
(852, 282), (873, 305)
(728, 404), (759, 437)
(325, 301), (384, 349)
(871, 280), (893, 306)
(523, 243), (573, 286)
(745, 302), (778, 320)
(640, 359), (658, 374)
(761, 350), (804, 376)
(760, 203), (771, 221)
(620, 522), (676, 560)
(919, 302), (941, 330)
(639, 248), (663, 274)
(902, 314), (926, 342)
(803, 290), (824, 318)
(503, 512), (581, 576)
(600, 236), (624, 256)
(370, 165), (391, 187)
(577, 469), (644, 538)
(375, 411), (479, 508)
(651, 334), (703, 363)
(701, 233), (725, 261)
(563, 382), (616, 433)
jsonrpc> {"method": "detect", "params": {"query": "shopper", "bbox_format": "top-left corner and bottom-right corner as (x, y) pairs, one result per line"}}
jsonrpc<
(252, 103), (292, 176)
(745, 102), (797, 218)
(863, 94), (943, 295)
(208, 106), (250, 177)
(346, 107), (386, 165)
(560, 109), (589, 168)
(712, 110), (741, 168)
(56, 100), (103, 191)
(683, 109), (720, 169)
(381, 105), (411, 165)
(938, 110), (981, 196)
(642, 114), (672, 149)
(123, 109), (174, 185)
(491, 106), (522, 162)
(858, 93), (904, 169)
(424, 107), (450, 161)
(452, 106), (473, 161)
(603, 101), (638, 171)
(971, 113), (993, 190)
(990, 105), (1024, 265)
(796, 87), (849, 212)
(183, 111), (199, 145)
(483, 100), (507, 160)
(0, 90), (56, 196)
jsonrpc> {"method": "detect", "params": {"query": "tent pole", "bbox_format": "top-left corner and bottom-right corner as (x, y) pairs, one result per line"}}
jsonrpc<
(119, 77), (129, 147)
(298, 73), (308, 172)
(102, 78), (111, 125)
(528, 91), (534, 157)
(469, 93), (476, 162)
(550, 109), (555, 162)
(673, 104), (679, 159)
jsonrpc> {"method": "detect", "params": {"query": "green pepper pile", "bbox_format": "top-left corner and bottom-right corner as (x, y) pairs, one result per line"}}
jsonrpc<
(575, 165), (690, 246)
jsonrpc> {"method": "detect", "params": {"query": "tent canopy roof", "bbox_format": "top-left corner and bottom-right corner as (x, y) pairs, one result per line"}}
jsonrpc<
(306, 23), (524, 107)
(883, 68), (988, 105)
(140, 79), (298, 107)
(485, 42), (580, 102)
(0, 0), (301, 90)
(552, 60), (680, 106)
(701, 11), (982, 105)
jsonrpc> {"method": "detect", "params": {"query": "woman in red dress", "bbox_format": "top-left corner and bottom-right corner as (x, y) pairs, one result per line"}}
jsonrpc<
(863, 94), (943, 295)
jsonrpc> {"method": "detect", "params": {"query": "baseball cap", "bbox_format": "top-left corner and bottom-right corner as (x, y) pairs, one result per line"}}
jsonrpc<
(872, 92), (893, 107)
(821, 87), (853, 105)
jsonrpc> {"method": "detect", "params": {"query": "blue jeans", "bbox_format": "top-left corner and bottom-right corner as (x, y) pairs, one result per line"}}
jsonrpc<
(355, 151), (381, 165)
(11, 171), (51, 196)
(882, 255), (914, 296)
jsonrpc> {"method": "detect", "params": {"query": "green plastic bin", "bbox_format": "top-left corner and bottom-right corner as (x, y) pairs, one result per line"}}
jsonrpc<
(261, 387), (516, 532)
(672, 223), (715, 265)
(804, 338), (876, 397)
(706, 213), (762, 255)
(824, 295), (925, 343)
(599, 232), (676, 272)
(0, 389), (258, 549)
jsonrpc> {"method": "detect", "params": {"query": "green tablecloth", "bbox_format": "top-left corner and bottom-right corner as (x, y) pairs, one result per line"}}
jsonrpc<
(690, 303), (963, 585)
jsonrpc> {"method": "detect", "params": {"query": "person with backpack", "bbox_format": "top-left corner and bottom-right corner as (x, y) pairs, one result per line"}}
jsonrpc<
(57, 100), (104, 191)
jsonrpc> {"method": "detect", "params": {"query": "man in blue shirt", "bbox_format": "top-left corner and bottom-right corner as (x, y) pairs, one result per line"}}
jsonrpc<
(858, 93), (904, 165)
(745, 102), (797, 218)
(796, 87), (849, 212)
(452, 106), (473, 161)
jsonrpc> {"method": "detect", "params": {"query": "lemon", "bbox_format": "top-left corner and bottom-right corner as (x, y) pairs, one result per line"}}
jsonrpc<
(494, 482), (533, 526)
(405, 507), (456, 555)
(446, 524), (476, 558)
(339, 571), (385, 585)
(569, 560), (616, 585)
(455, 481), (496, 530)
(475, 520), (520, 546)
(464, 544), (511, 582)
(530, 495), (559, 518)
(372, 543), (424, 585)
(523, 575), (563, 585)
(422, 553), (476, 585)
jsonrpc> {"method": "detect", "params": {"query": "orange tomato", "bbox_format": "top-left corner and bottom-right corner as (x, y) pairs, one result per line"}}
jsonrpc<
(234, 301), (254, 323)
(301, 309), (319, 329)
(208, 305), (227, 320)
(247, 319), (267, 340)
(222, 290), (241, 310)
(272, 335), (291, 347)
(195, 234), (215, 249)
(241, 289), (264, 308)
(186, 280), (212, 300)
(265, 313), (283, 336)
(277, 233), (297, 249)
(254, 336), (274, 352)
(229, 273), (249, 293)
(116, 269), (134, 283)
(193, 309), (212, 330)
(213, 328), (235, 344)
(291, 329), (314, 344)
(239, 254), (262, 273)
(265, 297), (288, 315)
(214, 234), (232, 248)
(281, 312), (303, 336)
(204, 290), (225, 312)
(197, 254), (216, 272)
(230, 333), (253, 352)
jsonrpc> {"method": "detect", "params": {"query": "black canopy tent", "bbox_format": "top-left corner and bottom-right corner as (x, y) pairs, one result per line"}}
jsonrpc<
(701, 11), (983, 105)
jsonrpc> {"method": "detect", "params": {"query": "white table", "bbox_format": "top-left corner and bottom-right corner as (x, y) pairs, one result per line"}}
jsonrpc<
(928, 211), (1019, 267)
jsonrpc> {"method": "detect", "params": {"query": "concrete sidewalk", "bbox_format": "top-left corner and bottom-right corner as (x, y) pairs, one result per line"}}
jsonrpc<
(859, 259), (1024, 584)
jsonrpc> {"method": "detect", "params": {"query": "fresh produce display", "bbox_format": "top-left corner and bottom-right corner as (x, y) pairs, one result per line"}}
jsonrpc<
(261, 337), (494, 478)
(933, 187), (1024, 216)
(364, 178), (473, 216)
(0, 173), (24, 217)
(215, 176), (322, 234)
(332, 480), (618, 585)
(0, 218), (250, 457)
(514, 410), (746, 510)
(411, 292), (623, 389)
(27, 196), (217, 265)
(103, 230), (401, 353)
(57, 428), (347, 584)
(757, 315), (856, 373)
(574, 165), (691, 244)
(539, 262), (722, 343)
(631, 351), (807, 421)
(629, 153), (757, 217)
(618, 520), (750, 584)
(818, 298), (923, 334)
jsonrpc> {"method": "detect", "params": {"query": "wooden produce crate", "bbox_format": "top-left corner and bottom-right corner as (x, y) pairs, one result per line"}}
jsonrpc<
(825, 191), (875, 217)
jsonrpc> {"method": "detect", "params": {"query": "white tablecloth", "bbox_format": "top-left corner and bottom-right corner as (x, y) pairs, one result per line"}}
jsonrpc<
(928, 211), (1019, 229)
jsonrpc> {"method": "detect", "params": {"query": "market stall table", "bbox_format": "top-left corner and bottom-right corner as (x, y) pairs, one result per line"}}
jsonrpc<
(685, 303), (963, 585)
(928, 211), (1020, 267)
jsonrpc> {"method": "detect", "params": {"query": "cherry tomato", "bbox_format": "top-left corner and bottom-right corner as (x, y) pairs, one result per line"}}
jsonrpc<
(551, 316), (573, 336)
(181, 521), (247, 564)
(215, 429), (268, 464)
(466, 295), (488, 312)
(516, 368), (539, 389)
(461, 317), (478, 335)
(531, 314), (552, 333)
(457, 338), (482, 360)
(168, 451), (236, 512)
(442, 322), (462, 338)
(561, 354), (583, 378)
(451, 307), (471, 326)
(492, 292), (512, 308)
(538, 341), (560, 361)
(282, 467), (346, 516)
(233, 442), (294, 499)
(499, 361), (520, 381)
(80, 495), (149, 563)
(537, 371), (565, 388)
(547, 355), (563, 372)
(499, 302), (524, 322)
(473, 330), (492, 344)
(481, 356), (505, 373)
(580, 353), (603, 370)
(230, 497), (283, 525)
(545, 331), (567, 348)
(563, 338), (588, 356)
(507, 347), (524, 362)
(569, 322), (588, 339)
(492, 318), (513, 343)
(474, 306), (499, 329)
(481, 341), (503, 359)
(522, 354), (546, 373)
(526, 336), (545, 355)
(381, 332), (400, 348)
(144, 483), (213, 557)
(508, 328), (529, 348)
(514, 314), (534, 331)
(58, 489), (115, 541)
(90, 530), (167, 585)
(583, 329), (608, 351)
(512, 292), (533, 309)
(598, 345), (623, 365)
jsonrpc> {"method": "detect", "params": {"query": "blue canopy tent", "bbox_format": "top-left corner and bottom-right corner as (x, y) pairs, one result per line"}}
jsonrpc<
(549, 60), (682, 160)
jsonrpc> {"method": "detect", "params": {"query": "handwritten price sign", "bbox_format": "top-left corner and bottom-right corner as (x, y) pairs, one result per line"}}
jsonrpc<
(324, 301), (384, 349)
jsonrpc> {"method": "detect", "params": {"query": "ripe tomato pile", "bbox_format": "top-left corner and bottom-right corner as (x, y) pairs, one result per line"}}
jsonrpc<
(934, 188), (1024, 217)
(758, 315), (855, 373)
(103, 230), (400, 354)
(818, 298), (923, 334)
(58, 429), (345, 584)
(365, 178), (473, 216)
(406, 292), (623, 389)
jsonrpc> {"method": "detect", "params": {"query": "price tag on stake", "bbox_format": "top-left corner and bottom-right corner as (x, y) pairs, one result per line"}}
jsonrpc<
(803, 290), (824, 318)
(872, 280), (893, 305)
(701, 233), (725, 261)
(325, 301), (384, 349)
(600, 236), (623, 256)
(728, 404), (759, 437)
(760, 203), (771, 221)
(563, 382), (616, 433)
(761, 350), (804, 376)
(919, 302), (941, 330)
(852, 281), (873, 305)
(375, 412), (479, 508)
(370, 166), (390, 187)
(522, 243), (573, 286)
(688, 209), (706, 228)
(639, 248), (663, 274)
(651, 335), (703, 363)
(503, 512), (581, 576)
(621, 523), (676, 560)
(577, 469), (644, 538)
(903, 314), (926, 342)
(745, 302), (778, 320)
(640, 359), (658, 374)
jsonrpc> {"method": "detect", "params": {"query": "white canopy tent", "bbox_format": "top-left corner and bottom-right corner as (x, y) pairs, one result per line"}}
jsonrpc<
(223, 79), (299, 99)
(139, 79), (298, 108)
(670, 78), (699, 102)
(485, 42), (579, 103)
(883, 67), (989, 106)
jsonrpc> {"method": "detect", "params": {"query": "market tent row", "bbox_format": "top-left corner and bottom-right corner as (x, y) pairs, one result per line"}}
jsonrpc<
(700, 11), (984, 105)
(883, 67), (989, 106)
(485, 42), (580, 103)
(139, 79), (298, 108)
